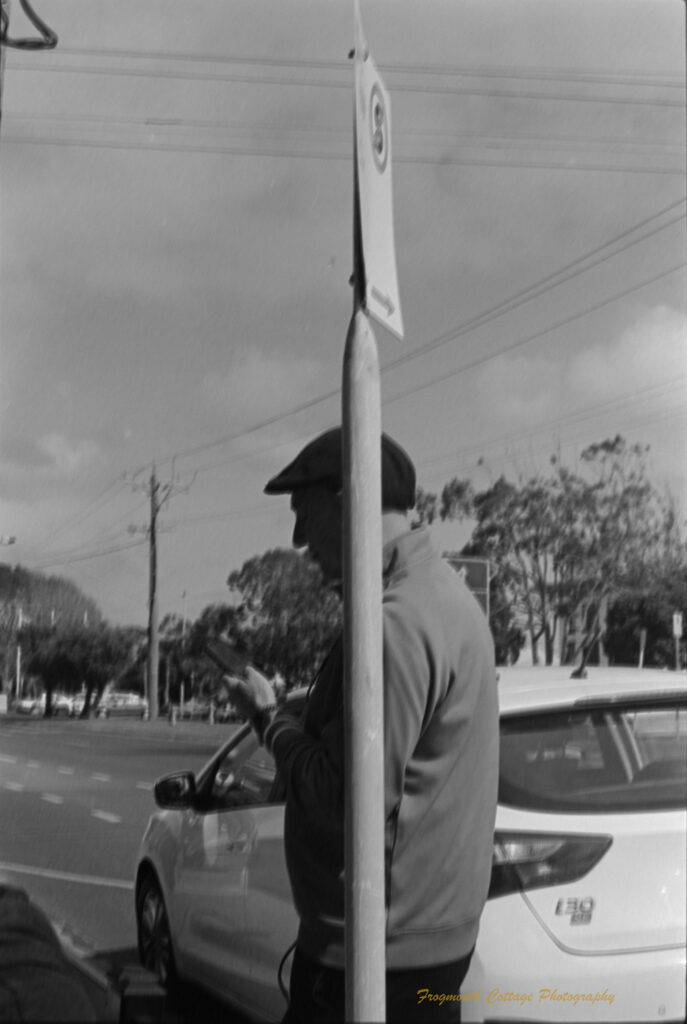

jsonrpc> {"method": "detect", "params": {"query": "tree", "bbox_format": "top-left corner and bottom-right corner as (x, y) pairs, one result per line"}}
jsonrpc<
(0, 563), (101, 693)
(227, 548), (342, 688)
(156, 607), (242, 707)
(411, 487), (438, 528)
(554, 437), (670, 668)
(435, 437), (685, 666)
(604, 491), (687, 667)
(26, 625), (136, 716)
(410, 479), (523, 665)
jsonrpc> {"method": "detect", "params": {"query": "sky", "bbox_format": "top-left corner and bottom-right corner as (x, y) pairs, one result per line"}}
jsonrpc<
(1, 0), (685, 628)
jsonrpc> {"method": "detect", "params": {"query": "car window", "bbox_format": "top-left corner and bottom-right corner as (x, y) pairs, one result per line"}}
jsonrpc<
(208, 731), (280, 809)
(499, 701), (687, 812)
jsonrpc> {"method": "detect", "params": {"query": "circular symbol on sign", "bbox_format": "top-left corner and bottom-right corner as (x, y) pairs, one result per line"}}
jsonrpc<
(369, 83), (388, 173)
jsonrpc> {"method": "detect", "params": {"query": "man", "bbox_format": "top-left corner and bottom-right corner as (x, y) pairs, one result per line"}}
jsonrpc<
(228, 427), (499, 1023)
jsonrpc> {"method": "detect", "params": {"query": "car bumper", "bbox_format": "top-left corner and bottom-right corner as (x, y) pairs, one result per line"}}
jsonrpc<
(463, 898), (686, 1023)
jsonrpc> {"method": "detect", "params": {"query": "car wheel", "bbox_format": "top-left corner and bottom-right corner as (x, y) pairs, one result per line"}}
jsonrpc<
(137, 874), (176, 989)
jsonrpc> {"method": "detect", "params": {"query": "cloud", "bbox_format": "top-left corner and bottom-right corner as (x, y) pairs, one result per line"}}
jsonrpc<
(566, 304), (686, 402)
(36, 433), (100, 477)
(201, 348), (322, 423)
(464, 304), (686, 434)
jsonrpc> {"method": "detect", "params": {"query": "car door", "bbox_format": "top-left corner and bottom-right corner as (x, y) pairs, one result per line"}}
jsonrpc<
(172, 730), (265, 1006)
(238, 747), (297, 1022)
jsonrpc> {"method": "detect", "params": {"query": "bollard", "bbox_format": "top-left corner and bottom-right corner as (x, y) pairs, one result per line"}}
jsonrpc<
(168, 705), (177, 726)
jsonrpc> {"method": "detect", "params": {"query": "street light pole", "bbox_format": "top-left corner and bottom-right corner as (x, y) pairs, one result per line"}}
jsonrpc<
(147, 466), (160, 720)
(15, 605), (22, 700)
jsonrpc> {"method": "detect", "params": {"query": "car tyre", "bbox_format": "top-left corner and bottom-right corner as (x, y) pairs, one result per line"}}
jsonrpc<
(136, 873), (177, 990)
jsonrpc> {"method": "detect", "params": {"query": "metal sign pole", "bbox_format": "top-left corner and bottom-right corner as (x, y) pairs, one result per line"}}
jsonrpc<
(341, 1), (405, 1013)
(341, 45), (386, 1010)
(342, 305), (386, 1023)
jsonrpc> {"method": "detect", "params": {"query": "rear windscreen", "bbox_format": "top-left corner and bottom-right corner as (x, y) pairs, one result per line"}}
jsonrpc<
(499, 701), (687, 812)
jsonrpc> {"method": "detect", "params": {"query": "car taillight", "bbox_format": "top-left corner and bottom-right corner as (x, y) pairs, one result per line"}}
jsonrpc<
(488, 831), (612, 899)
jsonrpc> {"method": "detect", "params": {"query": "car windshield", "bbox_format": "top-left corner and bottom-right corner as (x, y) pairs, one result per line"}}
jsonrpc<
(499, 698), (687, 813)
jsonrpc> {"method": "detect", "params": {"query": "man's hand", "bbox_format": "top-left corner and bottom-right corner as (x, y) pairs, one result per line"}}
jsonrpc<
(224, 667), (278, 741)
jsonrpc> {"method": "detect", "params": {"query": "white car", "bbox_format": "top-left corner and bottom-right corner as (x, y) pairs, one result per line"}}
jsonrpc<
(135, 667), (687, 1022)
(15, 693), (72, 716)
(16, 694), (44, 715)
(69, 693), (87, 717)
(96, 692), (149, 718)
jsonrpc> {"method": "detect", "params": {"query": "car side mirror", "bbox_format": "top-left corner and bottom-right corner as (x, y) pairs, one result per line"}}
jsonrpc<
(154, 771), (196, 809)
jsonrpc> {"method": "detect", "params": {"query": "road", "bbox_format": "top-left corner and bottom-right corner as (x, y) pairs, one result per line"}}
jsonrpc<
(0, 712), (249, 1021)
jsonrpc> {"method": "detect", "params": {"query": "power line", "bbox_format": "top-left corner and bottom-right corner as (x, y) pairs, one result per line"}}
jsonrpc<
(31, 474), (128, 548)
(30, 537), (147, 571)
(4, 131), (683, 176)
(164, 378), (687, 529)
(139, 200), (686, 471)
(28, 491), (149, 565)
(7, 111), (681, 153)
(386, 261), (686, 408)
(418, 378), (687, 475)
(40, 46), (685, 90)
(421, 405), (687, 492)
(8, 57), (685, 110)
(166, 502), (275, 529)
(384, 204), (686, 373)
(26, 204), (684, 556)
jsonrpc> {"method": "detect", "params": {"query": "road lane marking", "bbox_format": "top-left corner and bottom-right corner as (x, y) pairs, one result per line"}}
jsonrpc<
(0, 860), (133, 890)
(0, 755), (17, 763)
(136, 782), (154, 790)
(91, 810), (121, 824)
(4, 782), (24, 791)
(58, 767), (74, 775)
(42, 794), (64, 804)
(91, 773), (111, 782)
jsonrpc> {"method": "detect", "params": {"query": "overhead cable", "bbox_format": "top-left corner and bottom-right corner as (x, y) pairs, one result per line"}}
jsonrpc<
(136, 199), (687, 471)
(9, 59), (684, 109)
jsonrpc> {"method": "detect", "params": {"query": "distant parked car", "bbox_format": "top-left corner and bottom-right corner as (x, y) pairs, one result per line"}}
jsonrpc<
(16, 695), (44, 715)
(69, 693), (87, 717)
(214, 703), (240, 724)
(15, 693), (72, 717)
(50, 693), (74, 717)
(96, 692), (148, 718)
(175, 699), (212, 721)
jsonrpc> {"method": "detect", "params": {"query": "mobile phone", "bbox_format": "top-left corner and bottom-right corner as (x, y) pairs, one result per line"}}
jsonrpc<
(205, 638), (252, 678)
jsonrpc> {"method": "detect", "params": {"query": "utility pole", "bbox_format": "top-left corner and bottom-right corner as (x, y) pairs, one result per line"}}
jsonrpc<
(133, 461), (194, 719)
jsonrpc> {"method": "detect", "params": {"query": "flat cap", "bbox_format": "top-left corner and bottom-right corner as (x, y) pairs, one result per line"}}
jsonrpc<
(264, 427), (416, 511)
